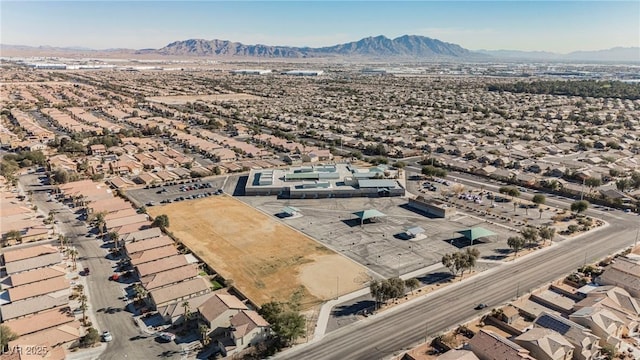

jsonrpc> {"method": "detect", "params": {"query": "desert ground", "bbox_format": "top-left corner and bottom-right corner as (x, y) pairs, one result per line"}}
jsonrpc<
(148, 195), (371, 307)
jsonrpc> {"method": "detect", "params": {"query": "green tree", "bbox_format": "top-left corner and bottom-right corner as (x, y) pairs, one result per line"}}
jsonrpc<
(273, 311), (306, 346)
(0, 324), (18, 352)
(539, 226), (556, 245)
(615, 179), (631, 192)
(521, 227), (539, 247)
(532, 194), (546, 206)
(507, 236), (525, 256)
(4, 229), (22, 245)
(585, 177), (602, 194)
(81, 327), (100, 348)
(133, 283), (148, 303)
(571, 200), (589, 215)
(404, 278), (420, 295)
(258, 300), (305, 347)
(152, 214), (170, 229)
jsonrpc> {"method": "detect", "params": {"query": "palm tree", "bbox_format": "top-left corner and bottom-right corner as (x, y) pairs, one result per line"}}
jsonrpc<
(95, 212), (106, 238)
(133, 283), (148, 304)
(182, 301), (191, 329)
(68, 248), (78, 270)
(199, 324), (209, 345)
(539, 207), (544, 219)
(79, 294), (88, 323)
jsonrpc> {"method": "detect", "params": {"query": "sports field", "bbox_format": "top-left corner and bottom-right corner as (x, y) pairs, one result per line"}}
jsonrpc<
(148, 196), (371, 307)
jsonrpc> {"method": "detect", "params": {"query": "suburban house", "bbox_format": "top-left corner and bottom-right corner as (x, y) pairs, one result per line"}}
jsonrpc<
(534, 312), (601, 360)
(197, 293), (249, 334)
(513, 328), (574, 360)
(216, 310), (271, 358)
(148, 277), (211, 309)
(124, 235), (175, 257)
(596, 257), (640, 298)
(141, 264), (200, 291)
(467, 329), (535, 360)
(574, 286), (640, 331)
(136, 255), (191, 278)
(1, 244), (62, 274)
(569, 307), (626, 349)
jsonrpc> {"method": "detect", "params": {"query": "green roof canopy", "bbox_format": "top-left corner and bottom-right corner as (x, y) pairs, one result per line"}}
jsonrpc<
(352, 209), (386, 221)
(457, 227), (497, 242)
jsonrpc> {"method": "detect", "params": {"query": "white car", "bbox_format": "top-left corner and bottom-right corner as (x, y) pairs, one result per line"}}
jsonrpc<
(158, 332), (176, 342)
(102, 331), (113, 342)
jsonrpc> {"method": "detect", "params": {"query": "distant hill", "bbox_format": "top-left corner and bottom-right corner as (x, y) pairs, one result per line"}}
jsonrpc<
(150, 35), (477, 59)
(2, 37), (638, 62)
(478, 47), (640, 62)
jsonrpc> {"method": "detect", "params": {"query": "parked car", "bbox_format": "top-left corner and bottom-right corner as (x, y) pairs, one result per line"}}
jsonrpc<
(157, 332), (176, 342)
(102, 331), (113, 342)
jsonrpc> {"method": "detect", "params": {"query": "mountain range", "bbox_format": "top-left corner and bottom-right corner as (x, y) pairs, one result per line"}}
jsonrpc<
(145, 35), (474, 59)
(2, 35), (638, 62)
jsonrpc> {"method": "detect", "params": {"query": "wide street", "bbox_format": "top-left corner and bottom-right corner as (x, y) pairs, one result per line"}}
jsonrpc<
(19, 173), (182, 360)
(276, 169), (640, 360)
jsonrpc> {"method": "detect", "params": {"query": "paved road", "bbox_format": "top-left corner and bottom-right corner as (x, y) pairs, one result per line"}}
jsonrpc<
(19, 173), (181, 360)
(276, 191), (639, 359)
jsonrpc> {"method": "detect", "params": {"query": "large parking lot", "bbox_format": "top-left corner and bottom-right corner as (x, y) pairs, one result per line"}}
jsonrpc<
(125, 177), (229, 207)
(240, 196), (514, 279)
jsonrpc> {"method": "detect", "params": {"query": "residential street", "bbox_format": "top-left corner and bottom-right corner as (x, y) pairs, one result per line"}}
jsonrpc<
(19, 173), (182, 360)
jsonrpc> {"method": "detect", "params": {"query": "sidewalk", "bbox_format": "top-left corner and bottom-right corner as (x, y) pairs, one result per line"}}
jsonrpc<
(65, 344), (106, 360)
(312, 262), (446, 341)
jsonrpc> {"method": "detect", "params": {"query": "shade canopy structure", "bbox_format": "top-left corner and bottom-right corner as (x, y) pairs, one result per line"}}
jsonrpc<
(405, 226), (425, 238)
(281, 206), (301, 216)
(352, 209), (386, 225)
(457, 227), (497, 245)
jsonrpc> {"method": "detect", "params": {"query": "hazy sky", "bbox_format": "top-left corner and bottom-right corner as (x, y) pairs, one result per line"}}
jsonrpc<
(1, 1), (638, 53)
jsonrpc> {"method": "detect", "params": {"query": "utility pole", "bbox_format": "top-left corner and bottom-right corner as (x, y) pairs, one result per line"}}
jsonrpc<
(336, 276), (339, 300)
(580, 178), (585, 201)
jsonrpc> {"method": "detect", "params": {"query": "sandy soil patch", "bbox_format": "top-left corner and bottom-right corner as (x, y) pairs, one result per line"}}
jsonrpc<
(146, 93), (260, 105)
(297, 254), (372, 300)
(148, 196), (369, 307)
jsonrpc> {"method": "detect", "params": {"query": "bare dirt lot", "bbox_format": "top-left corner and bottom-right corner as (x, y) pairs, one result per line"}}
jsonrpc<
(148, 195), (371, 307)
(146, 93), (261, 105)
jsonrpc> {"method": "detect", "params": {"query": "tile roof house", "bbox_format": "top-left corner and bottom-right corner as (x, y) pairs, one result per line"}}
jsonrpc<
(534, 312), (600, 360)
(4, 307), (75, 336)
(197, 293), (249, 334)
(124, 235), (174, 256)
(2, 245), (62, 275)
(129, 245), (179, 267)
(148, 277), (211, 309)
(8, 320), (82, 350)
(569, 307), (626, 349)
(121, 227), (163, 243)
(468, 329), (535, 360)
(217, 310), (271, 358)
(0, 287), (70, 321)
(140, 263), (199, 291)
(156, 292), (213, 324)
(136, 254), (190, 278)
(596, 257), (640, 298)
(7, 276), (69, 302)
(574, 286), (640, 329)
(514, 328), (574, 360)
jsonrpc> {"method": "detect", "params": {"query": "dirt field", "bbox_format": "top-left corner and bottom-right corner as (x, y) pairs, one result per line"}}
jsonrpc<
(148, 196), (371, 307)
(146, 93), (260, 105)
